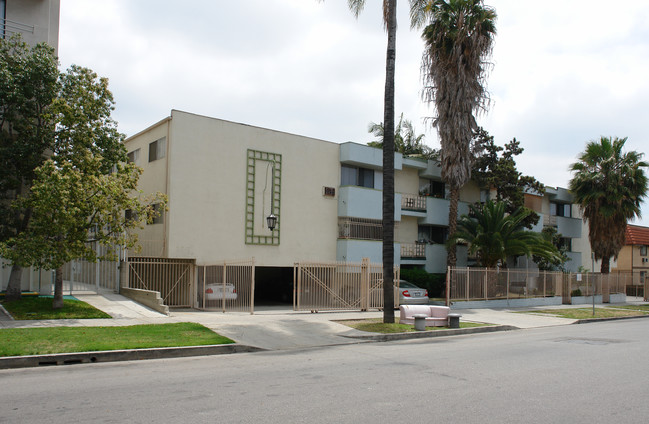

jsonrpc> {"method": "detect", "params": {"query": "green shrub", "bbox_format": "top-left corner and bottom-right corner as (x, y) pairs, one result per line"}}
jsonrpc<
(400, 268), (446, 297)
(571, 288), (582, 297)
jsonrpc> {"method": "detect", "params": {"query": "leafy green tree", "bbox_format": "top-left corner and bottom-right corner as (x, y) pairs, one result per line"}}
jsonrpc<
(367, 113), (437, 159)
(449, 201), (560, 268)
(0, 57), (164, 308)
(471, 127), (544, 228)
(532, 226), (571, 272)
(419, 0), (497, 268)
(1, 36), (59, 301)
(569, 136), (648, 273)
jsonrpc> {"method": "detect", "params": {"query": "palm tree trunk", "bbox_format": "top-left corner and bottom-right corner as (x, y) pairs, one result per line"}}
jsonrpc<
(447, 186), (459, 268)
(53, 266), (64, 309)
(381, 0), (397, 323)
(4, 265), (24, 301)
(600, 257), (610, 274)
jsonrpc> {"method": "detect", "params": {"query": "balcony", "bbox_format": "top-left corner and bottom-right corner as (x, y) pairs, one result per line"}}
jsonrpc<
(400, 194), (426, 218)
(543, 215), (582, 239)
(340, 142), (403, 170)
(0, 18), (35, 37)
(401, 243), (426, 259)
(419, 197), (470, 227)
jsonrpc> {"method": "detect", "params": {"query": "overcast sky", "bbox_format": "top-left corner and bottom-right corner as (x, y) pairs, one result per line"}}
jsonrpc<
(58, 0), (649, 226)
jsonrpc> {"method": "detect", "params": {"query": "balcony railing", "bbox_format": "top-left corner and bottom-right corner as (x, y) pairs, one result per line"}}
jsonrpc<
(1, 18), (35, 37)
(401, 194), (426, 211)
(401, 243), (426, 258)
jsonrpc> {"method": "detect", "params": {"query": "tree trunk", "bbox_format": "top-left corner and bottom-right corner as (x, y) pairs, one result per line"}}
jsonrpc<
(53, 266), (64, 309)
(446, 186), (460, 268)
(4, 265), (24, 301)
(600, 257), (610, 274)
(381, 0), (397, 323)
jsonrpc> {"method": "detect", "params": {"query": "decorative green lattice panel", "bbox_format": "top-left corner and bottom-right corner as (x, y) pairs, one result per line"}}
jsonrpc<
(245, 149), (281, 245)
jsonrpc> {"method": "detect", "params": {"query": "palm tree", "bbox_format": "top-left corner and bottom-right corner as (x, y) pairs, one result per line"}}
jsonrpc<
(367, 113), (436, 158)
(320, 0), (398, 322)
(418, 0), (497, 268)
(569, 136), (648, 273)
(450, 201), (559, 268)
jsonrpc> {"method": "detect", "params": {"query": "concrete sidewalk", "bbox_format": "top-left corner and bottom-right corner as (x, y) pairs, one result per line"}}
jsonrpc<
(0, 293), (590, 350)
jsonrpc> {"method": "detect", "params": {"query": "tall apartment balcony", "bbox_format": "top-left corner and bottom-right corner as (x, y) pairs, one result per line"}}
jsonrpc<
(543, 215), (582, 239)
(1, 17), (35, 37)
(338, 186), (401, 221)
(339, 142), (403, 170)
(419, 197), (470, 226)
(400, 194), (426, 218)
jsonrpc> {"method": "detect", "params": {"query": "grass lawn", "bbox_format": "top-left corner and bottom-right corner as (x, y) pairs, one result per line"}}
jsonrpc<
(0, 322), (235, 357)
(607, 304), (649, 312)
(335, 318), (491, 334)
(523, 307), (649, 320)
(1, 296), (111, 320)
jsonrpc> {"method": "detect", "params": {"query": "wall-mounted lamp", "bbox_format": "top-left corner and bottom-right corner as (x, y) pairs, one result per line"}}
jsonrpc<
(266, 213), (278, 231)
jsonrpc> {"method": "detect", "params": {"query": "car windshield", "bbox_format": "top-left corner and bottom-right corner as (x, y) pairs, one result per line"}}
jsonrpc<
(399, 281), (419, 289)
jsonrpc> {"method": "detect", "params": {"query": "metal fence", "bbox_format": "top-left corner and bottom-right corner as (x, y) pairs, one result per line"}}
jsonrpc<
(293, 258), (400, 312)
(127, 257), (195, 307)
(196, 259), (255, 313)
(61, 247), (121, 294)
(448, 267), (637, 304)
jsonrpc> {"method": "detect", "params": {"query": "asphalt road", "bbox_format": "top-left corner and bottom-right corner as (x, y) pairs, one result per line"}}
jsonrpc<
(2, 319), (648, 424)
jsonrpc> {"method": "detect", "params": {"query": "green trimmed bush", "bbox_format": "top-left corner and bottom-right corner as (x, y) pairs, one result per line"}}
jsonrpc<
(400, 268), (446, 297)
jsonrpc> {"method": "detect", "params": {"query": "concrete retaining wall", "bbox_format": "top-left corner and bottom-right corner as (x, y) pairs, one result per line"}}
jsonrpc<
(451, 296), (563, 309)
(120, 287), (169, 315)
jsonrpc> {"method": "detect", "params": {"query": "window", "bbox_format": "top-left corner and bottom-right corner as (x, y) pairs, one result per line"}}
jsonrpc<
(641, 246), (648, 256)
(341, 165), (374, 188)
(550, 202), (571, 218)
(418, 225), (446, 244)
(148, 137), (166, 162)
(338, 217), (383, 240)
(0, 0), (5, 38)
(125, 209), (138, 222)
(419, 179), (445, 198)
(558, 237), (572, 252)
(150, 203), (164, 225)
(127, 148), (140, 164)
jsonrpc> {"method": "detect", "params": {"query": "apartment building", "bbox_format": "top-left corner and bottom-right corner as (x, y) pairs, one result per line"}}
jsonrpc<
(0, 0), (60, 294)
(0, 0), (60, 54)
(125, 110), (589, 284)
(612, 225), (649, 282)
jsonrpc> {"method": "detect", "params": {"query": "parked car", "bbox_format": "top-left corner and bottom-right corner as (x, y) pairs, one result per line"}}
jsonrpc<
(398, 280), (429, 305)
(205, 283), (238, 301)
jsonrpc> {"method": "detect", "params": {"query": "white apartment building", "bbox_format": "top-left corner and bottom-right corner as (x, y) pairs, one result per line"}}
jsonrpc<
(1, 0), (59, 54)
(125, 111), (589, 288)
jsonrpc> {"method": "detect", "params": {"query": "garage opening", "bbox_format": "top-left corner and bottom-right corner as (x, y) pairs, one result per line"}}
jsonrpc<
(254, 266), (293, 306)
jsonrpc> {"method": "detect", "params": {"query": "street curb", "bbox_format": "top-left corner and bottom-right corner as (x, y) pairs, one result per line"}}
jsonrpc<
(574, 314), (649, 325)
(342, 324), (518, 342)
(0, 344), (265, 370)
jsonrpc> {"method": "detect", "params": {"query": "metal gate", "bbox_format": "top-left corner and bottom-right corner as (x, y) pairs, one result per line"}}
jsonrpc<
(127, 257), (195, 307)
(293, 258), (399, 312)
(196, 259), (255, 313)
(60, 243), (121, 294)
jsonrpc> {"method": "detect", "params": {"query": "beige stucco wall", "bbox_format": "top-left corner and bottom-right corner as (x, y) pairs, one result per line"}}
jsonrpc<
(395, 167), (420, 196)
(396, 216), (419, 244)
(163, 111), (340, 266)
(124, 118), (170, 256)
